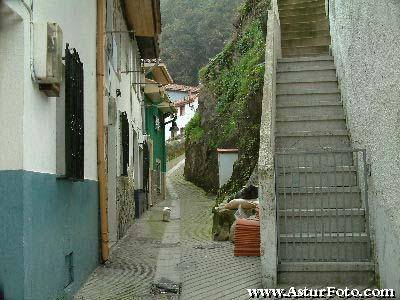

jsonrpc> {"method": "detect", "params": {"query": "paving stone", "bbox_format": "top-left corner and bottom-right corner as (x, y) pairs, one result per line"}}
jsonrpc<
(75, 158), (262, 300)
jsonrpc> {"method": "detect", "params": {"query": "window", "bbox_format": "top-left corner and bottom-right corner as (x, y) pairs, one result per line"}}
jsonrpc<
(105, 0), (122, 75)
(120, 112), (129, 176)
(65, 44), (84, 180)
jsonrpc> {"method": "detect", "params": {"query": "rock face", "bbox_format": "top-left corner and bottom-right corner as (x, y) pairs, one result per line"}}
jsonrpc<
(184, 0), (269, 196)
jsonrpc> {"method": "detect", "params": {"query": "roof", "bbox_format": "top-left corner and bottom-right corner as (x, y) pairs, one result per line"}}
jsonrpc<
(123, 0), (161, 58)
(157, 94), (177, 114)
(124, 0), (161, 37)
(143, 61), (173, 85)
(143, 78), (165, 103)
(173, 94), (198, 107)
(165, 84), (200, 93)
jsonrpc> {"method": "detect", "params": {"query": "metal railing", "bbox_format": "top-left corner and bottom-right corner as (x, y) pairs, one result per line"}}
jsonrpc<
(275, 149), (371, 262)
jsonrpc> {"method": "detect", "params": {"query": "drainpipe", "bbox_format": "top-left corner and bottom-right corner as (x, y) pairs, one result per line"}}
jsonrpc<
(96, 0), (109, 262)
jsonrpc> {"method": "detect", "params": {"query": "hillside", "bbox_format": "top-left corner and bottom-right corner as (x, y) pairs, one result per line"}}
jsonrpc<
(184, 0), (270, 199)
(160, 0), (242, 86)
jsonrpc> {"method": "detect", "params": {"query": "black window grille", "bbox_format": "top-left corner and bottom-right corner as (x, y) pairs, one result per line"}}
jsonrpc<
(65, 44), (84, 181)
(120, 112), (129, 176)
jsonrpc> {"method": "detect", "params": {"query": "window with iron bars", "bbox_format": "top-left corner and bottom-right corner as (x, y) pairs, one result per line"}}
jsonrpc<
(120, 112), (129, 176)
(65, 44), (84, 181)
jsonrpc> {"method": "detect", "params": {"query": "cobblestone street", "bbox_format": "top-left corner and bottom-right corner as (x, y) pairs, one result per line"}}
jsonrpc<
(74, 157), (261, 300)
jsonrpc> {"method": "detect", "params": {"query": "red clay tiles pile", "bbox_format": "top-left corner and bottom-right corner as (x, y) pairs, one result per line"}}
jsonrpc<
(234, 218), (260, 257)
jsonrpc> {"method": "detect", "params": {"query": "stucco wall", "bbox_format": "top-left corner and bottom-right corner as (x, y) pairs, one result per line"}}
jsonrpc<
(167, 90), (188, 102)
(103, 1), (144, 243)
(0, 5), (24, 171)
(328, 0), (400, 291)
(0, 170), (99, 300)
(3, 0), (98, 179)
(165, 99), (198, 140)
(0, 171), (24, 300)
(1, 1), (100, 299)
(218, 151), (239, 188)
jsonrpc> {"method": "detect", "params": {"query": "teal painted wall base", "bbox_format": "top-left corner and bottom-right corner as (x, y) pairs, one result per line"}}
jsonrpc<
(0, 171), (100, 300)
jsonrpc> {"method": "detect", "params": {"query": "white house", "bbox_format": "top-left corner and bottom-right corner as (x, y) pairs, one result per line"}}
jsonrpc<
(165, 84), (200, 139)
(0, 0), (162, 299)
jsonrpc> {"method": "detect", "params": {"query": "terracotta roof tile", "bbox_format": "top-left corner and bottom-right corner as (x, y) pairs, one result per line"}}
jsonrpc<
(165, 84), (200, 93)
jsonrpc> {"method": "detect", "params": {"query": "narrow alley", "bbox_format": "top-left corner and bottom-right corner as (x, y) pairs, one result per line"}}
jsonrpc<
(2, 0), (400, 299)
(74, 157), (262, 300)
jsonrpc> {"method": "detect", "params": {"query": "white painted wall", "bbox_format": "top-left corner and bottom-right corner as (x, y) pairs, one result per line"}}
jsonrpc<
(218, 151), (238, 188)
(104, 12), (144, 182)
(2, 0), (98, 180)
(328, 0), (400, 291)
(0, 4), (24, 171)
(165, 98), (198, 140)
(1, 0), (145, 182)
(104, 1), (145, 243)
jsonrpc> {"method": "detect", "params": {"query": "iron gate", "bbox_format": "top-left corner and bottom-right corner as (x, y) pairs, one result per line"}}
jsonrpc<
(274, 149), (371, 262)
(65, 44), (84, 180)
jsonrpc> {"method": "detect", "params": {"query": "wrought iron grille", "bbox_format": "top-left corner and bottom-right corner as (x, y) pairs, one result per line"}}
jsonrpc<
(65, 44), (84, 180)
(275, 149), (371, 262)
(120, 112), (129, 176)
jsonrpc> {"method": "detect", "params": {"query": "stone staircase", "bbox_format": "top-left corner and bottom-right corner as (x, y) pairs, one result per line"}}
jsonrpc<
(275, 0), (374, 285)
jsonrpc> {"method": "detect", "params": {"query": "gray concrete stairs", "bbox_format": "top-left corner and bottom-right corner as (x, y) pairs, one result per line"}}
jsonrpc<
(275, 0), (374, 285)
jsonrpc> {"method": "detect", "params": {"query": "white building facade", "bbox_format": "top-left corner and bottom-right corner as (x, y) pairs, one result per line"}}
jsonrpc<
(0, 1), (99, 299)
(0, 0), (161, 299)
(165, 84), (199, 140)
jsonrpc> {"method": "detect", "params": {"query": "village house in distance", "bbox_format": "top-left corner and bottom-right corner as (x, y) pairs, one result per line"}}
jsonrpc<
(0, 0), (175, 299)
(165, 84), (200, 139)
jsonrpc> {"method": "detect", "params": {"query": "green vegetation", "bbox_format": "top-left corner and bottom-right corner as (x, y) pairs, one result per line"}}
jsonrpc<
(185, 113), (204, 142)
(185, 0), (270, 200)
(199, 16), (266, 150)
(160, 0), (242, 85)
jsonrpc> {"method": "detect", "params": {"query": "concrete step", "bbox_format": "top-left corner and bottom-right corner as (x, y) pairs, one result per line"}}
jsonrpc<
(278, 262), (375, 285)
(282, 45), (330, 57)
(277, 81), (339, 95)
(276, 135), (351, 151)
(277, 119), (346, 132)
(278, 58), (335, 72)
(277, 93), (340, 107)
(277, 114), (345, 121)
(282, 35), (331, 48)
(278, 151), (355, 167)
(282, 20), (329, 32)
(279, 4), (325, 17)
(281, 12), (327, 24)
(279, 208), (366, 234)
(279, 233), (371, 261)
(281, 29), (330, 40)
(278, 55), (333, 63)
(277, 69), (337, 83)
(278, 186), (360, 194)
(277, 108), (344, 123)
(279, 0), (325, 8)
(277, 167), (357, 188)
(276, 130), (349, 137)
(277, 190), (362, 209)
(276, 153), (354, 168)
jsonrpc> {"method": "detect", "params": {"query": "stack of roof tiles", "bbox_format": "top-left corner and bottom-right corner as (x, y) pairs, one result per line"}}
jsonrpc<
(234, 218), (260, 257)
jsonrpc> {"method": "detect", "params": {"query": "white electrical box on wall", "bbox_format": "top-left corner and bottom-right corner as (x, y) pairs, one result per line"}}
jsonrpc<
(34, 22), (63, 96)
